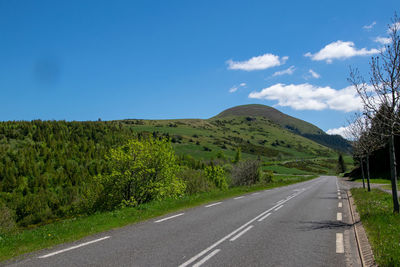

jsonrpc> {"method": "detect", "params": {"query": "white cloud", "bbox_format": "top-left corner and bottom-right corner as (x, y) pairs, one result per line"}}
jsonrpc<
(227, 54), (288, 71)
(272, 66), (295, 77)
(374, 36), (391, 45)
(229, 82), (247, 93)
(229, 87), (238, 93)
(304, 40), (379, 63)
(308, 69), (320, 79)
(248, 83), (363, 112)
(363, 21), (376, 30)
(326, 126), (351, 139)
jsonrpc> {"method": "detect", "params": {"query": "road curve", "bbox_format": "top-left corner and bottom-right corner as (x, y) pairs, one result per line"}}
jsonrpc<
(6, 176), (361, 267)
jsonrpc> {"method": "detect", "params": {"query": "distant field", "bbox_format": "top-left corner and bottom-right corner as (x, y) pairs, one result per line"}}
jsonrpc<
(262, 156), (353, 175)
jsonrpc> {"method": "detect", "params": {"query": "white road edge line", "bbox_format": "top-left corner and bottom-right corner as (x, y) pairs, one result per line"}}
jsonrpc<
(192, 249), (221, 267)
(154, 213), (184, 223)
(38, 236), (111, 259)
(229, 225), (254, 241)
(178, 190), (306, 267)
(252, 192), (260, 195)
(234, 196), (244, 200)
(338, 202), (342, 208)
(205, 202), (222, 208)
(336, 233), (344, 253)
(275, 205), (284, 211)
(257, 213), (271, 222)
(337, 212), (342, 221)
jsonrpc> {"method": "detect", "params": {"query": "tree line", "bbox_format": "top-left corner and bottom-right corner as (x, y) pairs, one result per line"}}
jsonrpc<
(348, 14), (400, 212)
(0, 120), (270, 233)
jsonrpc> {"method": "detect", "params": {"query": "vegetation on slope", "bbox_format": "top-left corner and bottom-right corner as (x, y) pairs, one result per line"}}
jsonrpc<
(214, 104), (351, 152)
(123, 115), (336, 161)
(214, 104), (323, 135)
(0, 107), (347, 243)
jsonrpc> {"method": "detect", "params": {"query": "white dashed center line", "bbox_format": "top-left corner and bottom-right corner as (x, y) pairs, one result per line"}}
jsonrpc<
(336, 233), (344, 253)
(257, 213), (271, 222)
(276, 199), (285, 204)
(338, 202), (342, 208)
(192, 249), (221, 267)
(38, 236), (111, 259)
(337, 212), (342, 221)
(229, 225), (254, 241)
(179, 188), (307, 267)
(155, 213), (184, 223)
(205, 202), (222, 208)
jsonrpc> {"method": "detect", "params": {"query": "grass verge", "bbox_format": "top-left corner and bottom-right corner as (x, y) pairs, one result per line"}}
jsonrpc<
(352, 178), (391, 184)
(381, 184), (400, 191)
(351, 188), (400, 266)
(0, 175), (317, 262)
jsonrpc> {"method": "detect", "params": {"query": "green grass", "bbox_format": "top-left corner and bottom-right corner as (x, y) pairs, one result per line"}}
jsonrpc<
(0, 175), (317, 262)
(262, 157), (349, 175)
(351, 188), (400, 266)
(123, 116), (336, 162)
(353, 178), (391, 184)
(262, 165), (312, 175)
(381, 184), (400, 191)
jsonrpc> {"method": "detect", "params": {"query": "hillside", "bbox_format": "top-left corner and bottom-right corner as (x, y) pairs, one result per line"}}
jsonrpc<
(214, 104), (351, 152)
(0, 112), (345, 228)
(121, 116), (335, 161)
(214, 104), (323, 135)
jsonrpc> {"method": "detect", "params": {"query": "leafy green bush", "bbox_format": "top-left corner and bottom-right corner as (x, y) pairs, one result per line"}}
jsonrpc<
(204, 164), (228, 190)
(96, 137), (186, 210)
(231, 160), (262, 186)
(179, 168), (214, 194)
(262, 170), (274, 183)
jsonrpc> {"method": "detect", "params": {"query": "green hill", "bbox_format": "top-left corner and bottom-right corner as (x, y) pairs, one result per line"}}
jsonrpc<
(122, 116), (336, 161)
(214, 104), (350, 152)
(214, 104), (323, 135)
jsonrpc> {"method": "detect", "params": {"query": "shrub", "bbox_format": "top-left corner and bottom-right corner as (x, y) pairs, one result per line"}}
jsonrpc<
(96, 137), (185, 210)
(261, 170), (274, 184)
(204, 164), (228, 190)
(179, 168), (214, 194)
(231, 160), (262, 186)
(0, 202), (17, 234)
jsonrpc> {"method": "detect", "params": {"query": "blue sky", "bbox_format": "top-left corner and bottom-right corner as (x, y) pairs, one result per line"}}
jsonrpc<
(0, 0), (398, 135)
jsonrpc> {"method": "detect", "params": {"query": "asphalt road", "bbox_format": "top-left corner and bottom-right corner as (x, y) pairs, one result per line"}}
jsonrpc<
(6, 176), (361, 267)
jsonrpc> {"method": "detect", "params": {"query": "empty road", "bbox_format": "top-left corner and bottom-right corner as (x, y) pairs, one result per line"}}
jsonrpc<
(6, 176), (360, 267)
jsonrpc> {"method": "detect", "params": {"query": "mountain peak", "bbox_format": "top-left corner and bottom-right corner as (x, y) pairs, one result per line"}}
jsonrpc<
(213, 104), (351, 152)
(214, 104), (323, 135)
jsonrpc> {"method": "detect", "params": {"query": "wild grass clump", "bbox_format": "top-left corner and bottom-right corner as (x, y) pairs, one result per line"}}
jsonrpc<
(179, 168), (214, 194)
(231, 160), (262, 186)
